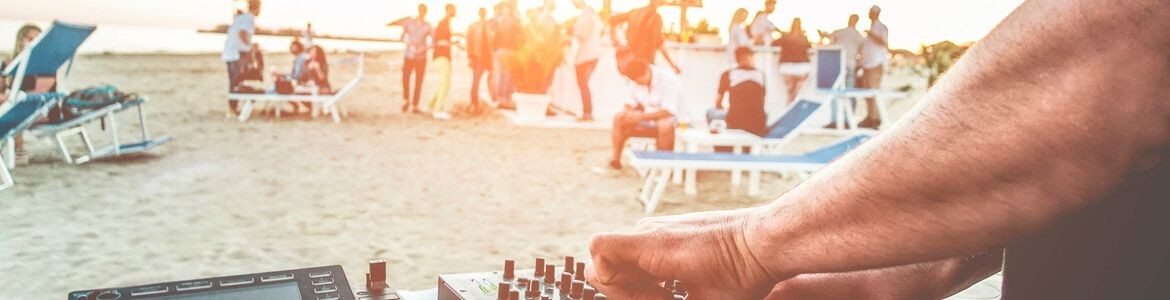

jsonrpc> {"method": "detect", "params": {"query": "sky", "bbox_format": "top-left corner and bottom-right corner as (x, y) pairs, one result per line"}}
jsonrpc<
(0, 0), (1025, 51)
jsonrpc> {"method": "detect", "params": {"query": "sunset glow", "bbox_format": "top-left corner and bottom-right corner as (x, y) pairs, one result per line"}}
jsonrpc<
(2, 0), (1024, 51)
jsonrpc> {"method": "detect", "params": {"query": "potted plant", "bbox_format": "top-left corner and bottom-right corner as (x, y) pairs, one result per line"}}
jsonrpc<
(502, 22), (565, 121)
(690, 19), (722, 45)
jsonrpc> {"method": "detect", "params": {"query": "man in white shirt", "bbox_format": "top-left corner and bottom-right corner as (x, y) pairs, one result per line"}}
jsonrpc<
(573, 0), (603, 121)
(749, 0), (779, 45)
(222, 0), (260, 113)
(858, 5), (890, 129)
(819, 14), (866, 129)
(609, 60), (689, 170)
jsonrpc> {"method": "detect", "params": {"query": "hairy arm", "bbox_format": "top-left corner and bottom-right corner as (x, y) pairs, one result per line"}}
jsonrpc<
(766, 251), (1003, 299)
(747, 0), (1170, 279)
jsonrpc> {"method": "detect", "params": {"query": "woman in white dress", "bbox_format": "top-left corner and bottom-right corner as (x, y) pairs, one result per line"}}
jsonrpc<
(726, 8), (752, 64)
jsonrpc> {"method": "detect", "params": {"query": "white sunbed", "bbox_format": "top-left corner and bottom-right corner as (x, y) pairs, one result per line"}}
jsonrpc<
(230, 54), (365, 123)
(629, 134), (872, 214)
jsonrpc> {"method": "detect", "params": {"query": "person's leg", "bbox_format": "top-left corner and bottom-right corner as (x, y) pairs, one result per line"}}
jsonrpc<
(226, 60), (241, 112)
(471, 67), (485, 109)
(790, 75), (807, 104)
(862, 65), (884, 124)
(576, 60), (599, 119)
(412, 59), (427, 110)
(611, 111), (639, 166)
(428, 57), (452, 113)
(655, 116), (676, 152)
(402, 58), (414, 111)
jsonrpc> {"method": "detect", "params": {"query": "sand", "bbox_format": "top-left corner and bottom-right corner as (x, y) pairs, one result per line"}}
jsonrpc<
(0, 50), (999, 299)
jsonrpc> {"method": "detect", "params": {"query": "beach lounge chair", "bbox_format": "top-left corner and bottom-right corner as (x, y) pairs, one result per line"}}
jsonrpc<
(0, 94), (62, 191)
(3, 21), (172, 165)
(630, 133), (872, 214)
(230, 54), (365, 123)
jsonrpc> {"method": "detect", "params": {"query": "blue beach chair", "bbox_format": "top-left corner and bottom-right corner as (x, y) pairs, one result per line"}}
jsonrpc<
(0, 94), (62, 190)
(4, 21), (171, 166)
(629, 134), (872, 214)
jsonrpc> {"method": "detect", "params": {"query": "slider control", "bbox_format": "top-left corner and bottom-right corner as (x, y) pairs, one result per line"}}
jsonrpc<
(503, 260), (516, 281)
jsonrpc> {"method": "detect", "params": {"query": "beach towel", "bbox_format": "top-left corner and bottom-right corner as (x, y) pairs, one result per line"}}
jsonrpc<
(54, 85), (138, 123)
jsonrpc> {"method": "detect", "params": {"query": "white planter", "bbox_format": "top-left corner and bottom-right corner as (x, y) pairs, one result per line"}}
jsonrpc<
(514, 92), (551, 121)
(693, 34), (722, 46)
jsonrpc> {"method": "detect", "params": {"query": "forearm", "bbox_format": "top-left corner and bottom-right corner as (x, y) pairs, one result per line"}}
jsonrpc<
(768, 251), (1003, 299)
(744, 0), (1170, 279)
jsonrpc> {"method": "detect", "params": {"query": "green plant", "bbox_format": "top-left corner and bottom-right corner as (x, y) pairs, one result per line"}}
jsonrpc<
(502, 23), (565, 94)
(917, 41), (971, 87)
(692, 19), (719, 35)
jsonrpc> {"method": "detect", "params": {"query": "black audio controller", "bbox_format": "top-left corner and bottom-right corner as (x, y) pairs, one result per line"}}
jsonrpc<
(68, 260), (400, 300)
(437, 256), (688, 300)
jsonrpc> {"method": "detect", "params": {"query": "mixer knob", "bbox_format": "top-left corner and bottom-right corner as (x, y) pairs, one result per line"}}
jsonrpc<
(543, 265), (555, 285)
(559, 272), (572, 294)
(574, 262), (586, 280)
(508, 290), (520, 300)
(534, 257), (546, 277)
(526, 279), (542, 297)
(497, 282), (512, 300)
(583, 286), (597, 300)
(503, 260), (516, 281)
(563, 256), (575, 274)
(594, 294), (608, 300)
(570, 280), (585, 299)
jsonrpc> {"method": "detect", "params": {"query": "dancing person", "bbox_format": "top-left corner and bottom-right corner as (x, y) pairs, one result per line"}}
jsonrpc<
(468, 7), (493, 113)
(777, 18), (811, 104)
(610, 0), (681, 74)
(857, 5), (890, 129)
(726, 8), (752, 65)
(749, 0), (779, 45)
(819, 14), (865, 129)
(222, 0), (260, 114)
(426, 3), (458, 120)
(588, 0), (1170, 299)
(714, 47), (768, 138)
(608, 60), (688, 170)
(491, 2), (524, 109)
(572, 0), (603, 121)
(395, 4), (432, 113)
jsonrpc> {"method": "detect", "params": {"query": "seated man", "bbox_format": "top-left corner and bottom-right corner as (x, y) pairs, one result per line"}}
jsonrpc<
(714, 47), (767, 137)
(609, 59), (688, 169)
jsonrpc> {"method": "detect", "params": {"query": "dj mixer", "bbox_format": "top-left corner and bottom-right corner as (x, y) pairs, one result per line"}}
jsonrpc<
(65, 256), (687, 300)
(67, 260), (400, 300)
(436, 256), (688, 300)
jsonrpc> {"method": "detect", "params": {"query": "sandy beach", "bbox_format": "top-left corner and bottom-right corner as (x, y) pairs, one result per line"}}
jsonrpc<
(0, 50), (1004, 299)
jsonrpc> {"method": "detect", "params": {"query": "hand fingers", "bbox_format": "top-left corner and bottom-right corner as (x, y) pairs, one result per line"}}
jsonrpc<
(587, 258), (675, 300)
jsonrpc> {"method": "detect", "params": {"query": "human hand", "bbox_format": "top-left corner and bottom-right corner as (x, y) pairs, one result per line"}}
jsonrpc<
(587, 208), (781, 299)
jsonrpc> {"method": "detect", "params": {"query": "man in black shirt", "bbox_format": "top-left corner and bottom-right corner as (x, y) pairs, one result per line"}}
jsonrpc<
(587, 0), (1170, 298)
(714, 47), (767, 137)
(425, 3), (457, 120)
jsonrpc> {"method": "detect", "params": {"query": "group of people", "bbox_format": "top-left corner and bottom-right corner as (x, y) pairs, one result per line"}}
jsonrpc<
(221, 0), (333, 115)
(394, 0), (606, 122)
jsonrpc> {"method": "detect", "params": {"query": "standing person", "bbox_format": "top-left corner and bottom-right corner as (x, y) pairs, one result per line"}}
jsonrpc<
(301, 22), (315, 49)
(857, 5), (889, 129)
(395, 4), (432, 113)
(491, 2), (524, 109)
(714, 47), (767, 138)
(610, 0), (682, 74)
(467, 7), (493, 114)
(2, 24), (44, 166)
(222, 0), (260, 114)
(818, 14), (865, 129)
(749, 0), (779, 45)
(426, 4), (457, 120)
(726, 8), (752, 65)
(608, 60), (688, 170)
(572, 0), (603, 122)
(777, 18), (811, 104)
